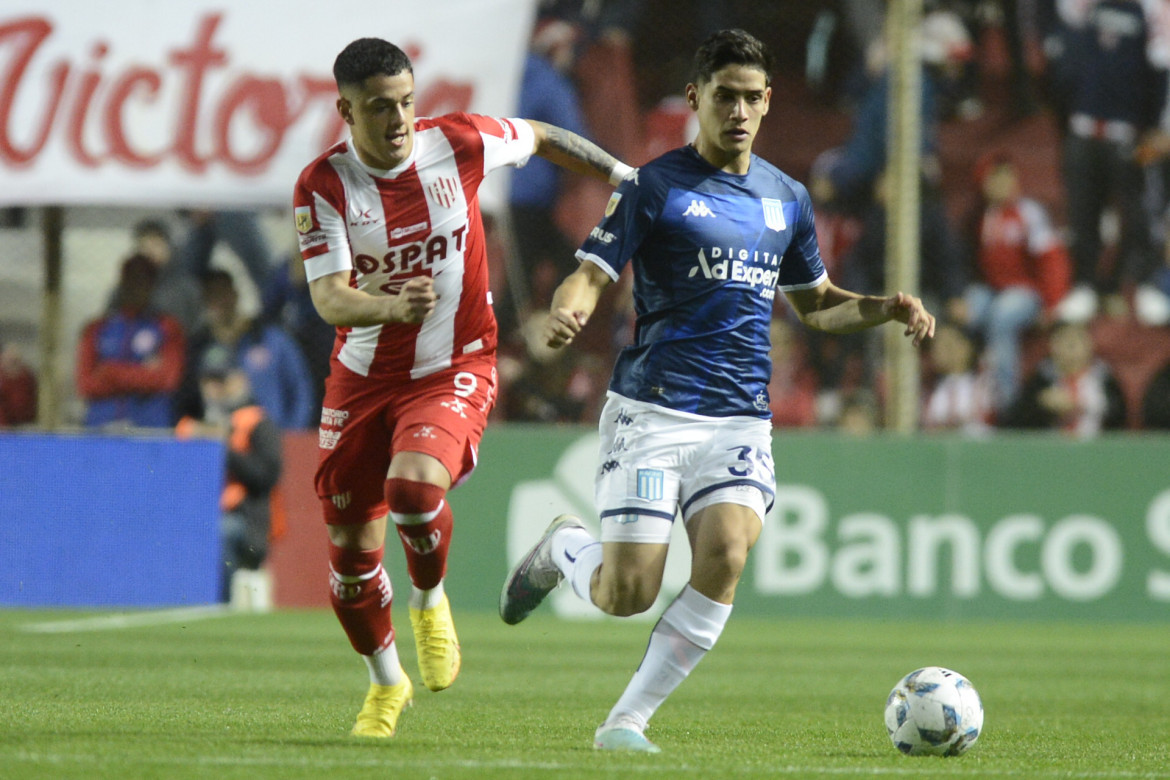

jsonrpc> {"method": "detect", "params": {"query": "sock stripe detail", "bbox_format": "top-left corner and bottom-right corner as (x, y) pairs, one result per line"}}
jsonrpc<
(389, 499), (445, 526)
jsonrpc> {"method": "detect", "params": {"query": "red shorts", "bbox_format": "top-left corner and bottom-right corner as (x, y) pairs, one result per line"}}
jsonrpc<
(315, 357), (497, 525)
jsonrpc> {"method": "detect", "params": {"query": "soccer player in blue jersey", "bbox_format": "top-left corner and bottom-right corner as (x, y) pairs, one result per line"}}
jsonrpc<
(500, 29), (935, 753)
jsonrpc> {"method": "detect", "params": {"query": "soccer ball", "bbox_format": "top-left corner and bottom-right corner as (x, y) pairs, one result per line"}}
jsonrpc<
(884, 667), (983, 756)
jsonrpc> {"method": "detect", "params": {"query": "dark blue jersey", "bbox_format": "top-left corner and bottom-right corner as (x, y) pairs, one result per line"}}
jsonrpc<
(577, 145), (827, 417)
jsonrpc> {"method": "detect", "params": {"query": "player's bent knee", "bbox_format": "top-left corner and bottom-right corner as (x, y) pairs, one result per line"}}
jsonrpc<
(594, 573), (660, 616)
(696, 538), (751, 587)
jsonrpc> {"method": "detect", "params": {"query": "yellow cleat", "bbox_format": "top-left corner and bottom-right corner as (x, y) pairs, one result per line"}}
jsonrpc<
(351, 672), (413, 737)
(409, 594), (462, 692)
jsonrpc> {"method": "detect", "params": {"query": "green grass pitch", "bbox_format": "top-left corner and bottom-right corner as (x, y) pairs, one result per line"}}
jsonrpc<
(2, 608), (1168, 779)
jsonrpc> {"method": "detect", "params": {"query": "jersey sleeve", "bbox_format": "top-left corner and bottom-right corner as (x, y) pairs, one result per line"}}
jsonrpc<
(460, 114), (535, 175)
(776, 182), (828, 291)
(574, 170), (658, 281)
(293, 159), (353, 283)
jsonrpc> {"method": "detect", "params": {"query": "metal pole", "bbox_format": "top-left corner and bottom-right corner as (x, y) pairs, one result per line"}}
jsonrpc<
(884, 0), (922, 433)
(39, 206), (64, 430)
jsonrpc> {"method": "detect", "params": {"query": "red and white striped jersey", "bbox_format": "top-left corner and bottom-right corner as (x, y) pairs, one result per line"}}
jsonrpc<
(294, 113), (535, 380)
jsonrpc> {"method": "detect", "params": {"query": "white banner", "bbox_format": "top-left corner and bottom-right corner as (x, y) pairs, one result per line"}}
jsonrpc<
(0, 0), (537, 207)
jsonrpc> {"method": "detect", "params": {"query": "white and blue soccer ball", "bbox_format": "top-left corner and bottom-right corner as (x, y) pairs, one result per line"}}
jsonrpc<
(884, 666), (983, 756)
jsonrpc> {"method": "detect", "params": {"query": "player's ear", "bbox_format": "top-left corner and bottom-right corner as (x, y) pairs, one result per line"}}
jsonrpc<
(685, 83), (699, 111)
(336, 97), (354, 125)
(761, 86), (772, 116)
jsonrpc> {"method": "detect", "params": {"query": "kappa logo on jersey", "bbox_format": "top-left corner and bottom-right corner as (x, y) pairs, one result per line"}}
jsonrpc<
(413, 425), (438, 439)
(331, 492), (352, 510)
(761, 198), (786, 231)
(426, 176), (460, 209)
(683, 199), (716, 218)
(294, 206), (313, 234)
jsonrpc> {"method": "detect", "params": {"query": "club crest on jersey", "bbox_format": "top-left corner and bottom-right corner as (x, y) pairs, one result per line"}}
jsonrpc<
(427, 176), (460, 209)
(604, 192), (622, 218)
(636, 469), (664, 501)
(761, 198), (786, 231)
(294, 206), (313, 234)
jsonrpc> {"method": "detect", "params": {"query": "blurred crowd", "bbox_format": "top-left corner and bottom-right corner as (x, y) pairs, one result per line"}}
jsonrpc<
(5, 0), (1170, 439)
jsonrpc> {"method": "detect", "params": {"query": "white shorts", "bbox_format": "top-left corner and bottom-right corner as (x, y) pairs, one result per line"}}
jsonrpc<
(595, 393), (776, 544)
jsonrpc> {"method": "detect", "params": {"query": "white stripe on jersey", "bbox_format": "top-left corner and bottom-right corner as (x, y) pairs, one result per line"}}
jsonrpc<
(327, 154), (393, 377)
(410, 127), (468, 380)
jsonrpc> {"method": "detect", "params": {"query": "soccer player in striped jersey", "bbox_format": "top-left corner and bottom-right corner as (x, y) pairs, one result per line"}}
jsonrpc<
(500, 29), (935, 752)
(294, 37), (632, 738)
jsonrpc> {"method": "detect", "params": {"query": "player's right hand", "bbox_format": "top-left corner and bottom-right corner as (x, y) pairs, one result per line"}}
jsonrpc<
(544, 308), (587, 349)
(388, 277), (437, 323)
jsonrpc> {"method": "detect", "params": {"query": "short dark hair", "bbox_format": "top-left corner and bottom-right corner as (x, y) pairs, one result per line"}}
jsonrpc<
(133, 219), (170, 244)
(691, 29), (774, 87)
(333, 38), (413, 90)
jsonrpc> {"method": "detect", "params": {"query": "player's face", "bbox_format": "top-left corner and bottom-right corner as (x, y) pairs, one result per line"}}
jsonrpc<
(337, 70), (416, 170)
(686, 64), (770, 174)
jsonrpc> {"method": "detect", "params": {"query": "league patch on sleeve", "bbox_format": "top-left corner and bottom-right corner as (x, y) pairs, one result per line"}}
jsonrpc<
(294, 206), (314, 234)
(604, 192), (622, 218)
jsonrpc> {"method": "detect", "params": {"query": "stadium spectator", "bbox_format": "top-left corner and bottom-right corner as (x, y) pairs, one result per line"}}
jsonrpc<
(128, 219), (204, 336)
(1000, 320), (1127, 436)
(1048, 0), (1168, 322)
(922, 320), (995, 434)
(176, 346), (283, 611)
(0, 342), (37, 426)
(260, 250), (334, 415)
(293, 37), (631, 738)
(502, 18), (593, 337)
(843, 170), (968, 317)
(178, 269), (315, 431)
(819, 11), (960, 210)
(173, 210), (276, 292)
(76, 254), (185, 429)
(836, 387), (882, 435)
(960, 150), (1071, 411)
(1141, 357), (1170, 429)
(500, 29), (934, 753)
(767, 317), (819, 428)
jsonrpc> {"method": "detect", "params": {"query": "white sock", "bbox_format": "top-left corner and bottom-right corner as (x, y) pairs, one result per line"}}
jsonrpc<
(563, 540), (603, 604)
(604, 584), (732, 730)
(409, 580), (445, 610)
(363, 640), (404, 686)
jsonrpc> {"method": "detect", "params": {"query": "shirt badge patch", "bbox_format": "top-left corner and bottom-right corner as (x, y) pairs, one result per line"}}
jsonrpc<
(604, 192), (622, 218)
(761, 198), (786, 232)
(294, 206), (313, 234)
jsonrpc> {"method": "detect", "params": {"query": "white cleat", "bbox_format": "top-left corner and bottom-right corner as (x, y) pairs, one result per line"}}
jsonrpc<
(499, 514), (586, 625)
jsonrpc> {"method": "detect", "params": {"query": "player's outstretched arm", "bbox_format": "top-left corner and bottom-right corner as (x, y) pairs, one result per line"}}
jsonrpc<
(786, 280), (935, 347)
(309, 270), (436, 327)
(527, 120), (633, 187)
(544, 261), (613, 349)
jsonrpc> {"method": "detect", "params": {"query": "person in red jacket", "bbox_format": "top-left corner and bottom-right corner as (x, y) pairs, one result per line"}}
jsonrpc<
(960, 151), (1071, 412)
(0, 342), (37, 426)
(76, 254), (186, 428)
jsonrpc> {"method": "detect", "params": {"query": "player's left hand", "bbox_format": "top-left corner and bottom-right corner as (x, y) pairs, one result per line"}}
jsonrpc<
(544, 309), (588, 349)
(883, 291), (935, 348)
